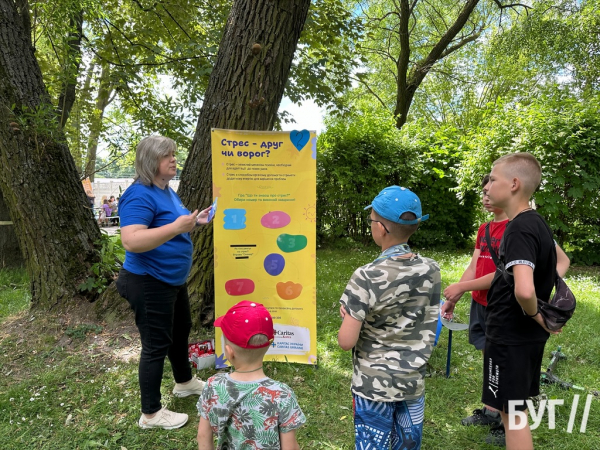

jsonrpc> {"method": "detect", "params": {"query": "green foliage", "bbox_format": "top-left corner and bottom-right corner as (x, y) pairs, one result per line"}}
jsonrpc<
(317, 112), (478, 249)
(457, 93), (600, 264)
(78, 233), (124, 295)
(289, 0), (364, 108)
(31, 0), (229, 175)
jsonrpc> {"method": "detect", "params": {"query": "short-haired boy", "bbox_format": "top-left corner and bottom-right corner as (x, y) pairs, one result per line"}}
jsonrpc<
(441, 174), (507, 432)
(483, 153), (560, 450)
(443, 173), (570, 445)
(197, 301), (305, 450)
(337, 186), (440, 449)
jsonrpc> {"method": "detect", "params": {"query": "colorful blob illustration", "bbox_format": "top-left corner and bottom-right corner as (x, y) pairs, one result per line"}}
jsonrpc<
(308, 355), (317, 365)
(223, 209), (246, 230)
(290, 129), (310, 151)
(276, 234), (307, 253)
(311, 136), (317, 160)
(264, 253), (285, 276)
(225, 279), (255, 296)
(261, 211), (291, 229)
(276, 281), (303, 300)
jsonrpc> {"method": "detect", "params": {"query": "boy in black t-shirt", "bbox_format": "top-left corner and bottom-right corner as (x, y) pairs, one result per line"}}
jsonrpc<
(482, 152), (559, 450)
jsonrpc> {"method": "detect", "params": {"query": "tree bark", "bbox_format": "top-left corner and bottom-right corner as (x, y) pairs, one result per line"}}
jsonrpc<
(0, 192), (23, 268)
(57, 10), (83, 130)
(178, 0), (311, 325)
(83, 63), (113, 182)
(0, 0), (101, 309)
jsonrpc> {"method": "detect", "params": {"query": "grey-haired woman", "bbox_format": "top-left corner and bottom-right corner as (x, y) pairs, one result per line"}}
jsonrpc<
(116, 135), (211, 429)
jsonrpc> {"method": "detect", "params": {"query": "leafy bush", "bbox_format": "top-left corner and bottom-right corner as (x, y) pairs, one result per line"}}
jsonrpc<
(78, 233), (124, 295)
(457, 93), (600, 264)
(317, 113), (478, 249)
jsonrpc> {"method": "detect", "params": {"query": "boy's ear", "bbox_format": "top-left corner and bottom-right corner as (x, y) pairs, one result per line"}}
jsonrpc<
(224, 343), (234, 361)
(511, 177), (520, 192)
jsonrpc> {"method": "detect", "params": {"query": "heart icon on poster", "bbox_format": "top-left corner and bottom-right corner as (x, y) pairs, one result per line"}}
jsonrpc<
(290, 130), (310, 151)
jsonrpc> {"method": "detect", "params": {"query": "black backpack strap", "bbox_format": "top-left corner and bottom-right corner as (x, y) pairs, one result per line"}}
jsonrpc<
(485, 222), (501, 268)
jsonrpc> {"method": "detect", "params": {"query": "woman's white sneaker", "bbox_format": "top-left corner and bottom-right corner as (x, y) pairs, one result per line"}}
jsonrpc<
(138, 407), (188, 429)
(172, 377), (205, 397)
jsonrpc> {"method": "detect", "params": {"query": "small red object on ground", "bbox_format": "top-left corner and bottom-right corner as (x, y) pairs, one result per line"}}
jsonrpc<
(188, 340), (216, 370)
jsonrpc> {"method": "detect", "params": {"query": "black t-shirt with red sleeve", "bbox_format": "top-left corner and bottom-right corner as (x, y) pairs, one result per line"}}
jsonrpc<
(485, 210), (556, 345)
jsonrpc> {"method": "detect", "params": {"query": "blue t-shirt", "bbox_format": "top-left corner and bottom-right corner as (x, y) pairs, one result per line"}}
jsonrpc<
(119, 181), (193, 286)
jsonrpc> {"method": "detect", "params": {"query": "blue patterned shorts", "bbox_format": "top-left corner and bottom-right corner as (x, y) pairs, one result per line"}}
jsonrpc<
(353, 394), (424, 450)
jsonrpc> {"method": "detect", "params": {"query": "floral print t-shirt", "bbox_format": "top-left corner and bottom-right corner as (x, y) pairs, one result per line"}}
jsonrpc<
(198, 373), (306, 449)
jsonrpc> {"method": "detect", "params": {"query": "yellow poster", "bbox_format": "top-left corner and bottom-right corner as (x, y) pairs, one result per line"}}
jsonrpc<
(211, 129), (317, 368)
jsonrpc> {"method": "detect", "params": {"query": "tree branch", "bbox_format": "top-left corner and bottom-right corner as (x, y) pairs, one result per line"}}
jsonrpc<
(439, 31), (482, 59)
(161, 4), (192, 40)
(350, 74), (389, 110)
(130, 0), (159, 12)
(492, 0), (532, 11)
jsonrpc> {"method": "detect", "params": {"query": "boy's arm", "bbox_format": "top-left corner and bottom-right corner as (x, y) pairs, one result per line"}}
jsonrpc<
(197, 417), (215, 450)
(441, 249), (480, 317)
(512, 265), (559, 334)
(338, 313), (362, 351)
(280, 429), (300, 450)
(556, 244), (570, 278)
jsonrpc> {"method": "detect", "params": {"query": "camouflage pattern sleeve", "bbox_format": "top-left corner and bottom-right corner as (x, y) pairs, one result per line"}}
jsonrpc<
(340, 265), (376, 321)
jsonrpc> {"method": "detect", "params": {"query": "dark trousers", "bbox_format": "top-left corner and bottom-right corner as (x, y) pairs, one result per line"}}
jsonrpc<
(116, 269), (193, 414)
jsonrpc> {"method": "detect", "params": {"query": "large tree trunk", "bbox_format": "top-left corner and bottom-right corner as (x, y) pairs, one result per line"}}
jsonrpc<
(0, 193), (23, 268)
(0, 0), (101, 309)
(178, 0), (311, 325)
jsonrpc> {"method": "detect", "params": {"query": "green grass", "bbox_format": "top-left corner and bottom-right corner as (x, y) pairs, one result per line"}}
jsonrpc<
(0, 268), (30, 320)
(0, 249), (599, 449)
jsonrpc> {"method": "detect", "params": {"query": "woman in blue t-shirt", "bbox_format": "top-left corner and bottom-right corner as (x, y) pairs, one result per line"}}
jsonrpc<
(116, 135), (212, 430)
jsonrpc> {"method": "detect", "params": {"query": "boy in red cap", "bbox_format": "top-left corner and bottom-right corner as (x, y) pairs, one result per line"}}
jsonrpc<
(197, 301), (306, 450)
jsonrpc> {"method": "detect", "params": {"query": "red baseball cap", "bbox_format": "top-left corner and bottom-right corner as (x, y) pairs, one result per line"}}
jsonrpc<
(214, 301), (274, 349)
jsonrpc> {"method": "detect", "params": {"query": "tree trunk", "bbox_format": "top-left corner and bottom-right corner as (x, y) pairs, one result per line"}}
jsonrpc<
(0, 0), (101, 309)
(178, 0), (311, 325)
(83, 63), (112, 182)
(394, 0), (481, 129)
(57, 10), (83, 129)
(0, 193), (23, 268)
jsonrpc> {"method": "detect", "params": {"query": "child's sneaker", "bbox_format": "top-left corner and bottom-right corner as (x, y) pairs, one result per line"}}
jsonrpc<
(485, 423), (506, 447)
(461, 406), (502, 426)
(138, 407), (188, 429)
(172, 377), (205, 398)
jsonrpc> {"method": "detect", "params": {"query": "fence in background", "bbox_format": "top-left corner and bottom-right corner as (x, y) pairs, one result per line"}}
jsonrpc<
(90, 178), (180, 207)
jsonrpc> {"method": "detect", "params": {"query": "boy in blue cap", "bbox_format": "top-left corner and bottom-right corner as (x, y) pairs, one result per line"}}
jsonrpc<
(337, 186), (441, 450)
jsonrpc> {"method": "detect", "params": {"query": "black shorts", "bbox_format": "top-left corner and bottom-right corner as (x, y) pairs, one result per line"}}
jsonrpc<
(468, 299), (487, 351)
(481, 340), (546, 412)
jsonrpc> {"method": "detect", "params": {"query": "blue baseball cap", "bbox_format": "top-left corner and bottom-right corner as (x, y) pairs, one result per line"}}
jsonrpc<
(364, 186), (429, 225)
